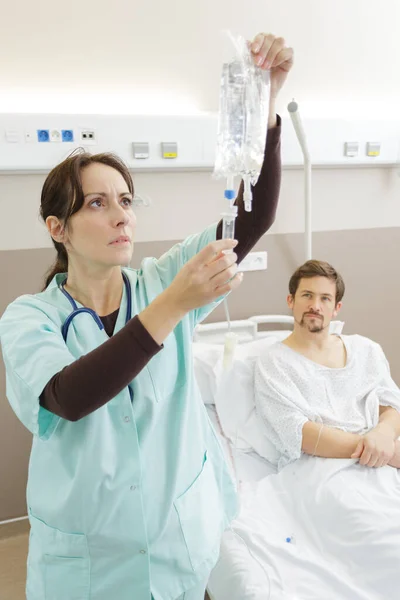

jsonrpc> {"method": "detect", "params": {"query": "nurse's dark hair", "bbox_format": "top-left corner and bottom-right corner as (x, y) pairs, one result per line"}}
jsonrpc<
(289, 260), (345, 305)
(40, 149), (134, 289)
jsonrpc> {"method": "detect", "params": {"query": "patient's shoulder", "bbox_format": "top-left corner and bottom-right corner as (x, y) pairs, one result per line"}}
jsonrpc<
(342, 334), (382, 356)
(342, 333), (379, 347)
(257, 341), (298, 373)
(260, 340), (288, 359)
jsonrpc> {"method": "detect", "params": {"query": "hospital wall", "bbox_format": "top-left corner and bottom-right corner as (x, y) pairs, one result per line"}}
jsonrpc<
(1, 166), (399, 522)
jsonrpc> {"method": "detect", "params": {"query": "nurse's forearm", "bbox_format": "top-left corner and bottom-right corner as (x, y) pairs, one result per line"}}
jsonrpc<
(216, 116), (281, 264)
(268, 97), (277, 129)
(302, 421), (362, 459)
(40, 315), (163, 421)
(137, 289), (186, 345)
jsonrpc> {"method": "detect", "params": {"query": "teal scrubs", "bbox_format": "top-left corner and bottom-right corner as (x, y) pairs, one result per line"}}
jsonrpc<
(0, 224), (238, 600)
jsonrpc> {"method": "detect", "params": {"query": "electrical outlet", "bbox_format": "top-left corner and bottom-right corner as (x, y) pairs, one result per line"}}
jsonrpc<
(37, 129), (50, 142)
(80, 129), (96, 145)
(238, 251), (268, 272)
(62, 129), (74, 142)
(25, 130), (36, 143)
(50, 129), (62, 142)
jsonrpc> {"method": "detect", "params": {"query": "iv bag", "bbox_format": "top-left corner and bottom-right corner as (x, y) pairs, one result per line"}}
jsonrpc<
(214, 32), (270, 187)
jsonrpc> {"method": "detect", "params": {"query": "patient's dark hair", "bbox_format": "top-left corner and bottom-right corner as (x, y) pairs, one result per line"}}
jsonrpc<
(289, 260), (345, 304)
(40, 149), (134, 289)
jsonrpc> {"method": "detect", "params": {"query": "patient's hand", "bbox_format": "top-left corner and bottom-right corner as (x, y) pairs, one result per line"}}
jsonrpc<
(388, 441), (400, 469)
(351, 425), (396, 468)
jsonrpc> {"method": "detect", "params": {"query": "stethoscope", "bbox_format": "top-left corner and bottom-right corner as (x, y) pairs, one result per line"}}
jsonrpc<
(60, 271), (132, 342)
(59, 271), (134, 402)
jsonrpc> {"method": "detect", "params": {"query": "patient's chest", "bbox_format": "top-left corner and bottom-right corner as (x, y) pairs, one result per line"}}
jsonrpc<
(316, 371), (379, 432)
(284, 339), (382, 431)
(297, 337), (347, 369)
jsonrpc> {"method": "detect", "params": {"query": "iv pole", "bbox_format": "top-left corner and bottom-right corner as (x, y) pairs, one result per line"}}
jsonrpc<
(287, 100), (312, 261)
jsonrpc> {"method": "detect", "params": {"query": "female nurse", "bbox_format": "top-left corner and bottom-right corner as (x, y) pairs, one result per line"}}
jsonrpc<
(0, 33), (293, 600)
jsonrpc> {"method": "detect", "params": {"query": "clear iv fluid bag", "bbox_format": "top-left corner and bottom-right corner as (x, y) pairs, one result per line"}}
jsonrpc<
(218, 61), (246, 176)
(214, 33), (270, 187)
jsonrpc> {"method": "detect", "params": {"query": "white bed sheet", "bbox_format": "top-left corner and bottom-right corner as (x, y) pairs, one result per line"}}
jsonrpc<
(206, 405), (276, 484)
(206, 405), (278, 600)
(207, 403), (400, 600)
(210, 455), (400, 600)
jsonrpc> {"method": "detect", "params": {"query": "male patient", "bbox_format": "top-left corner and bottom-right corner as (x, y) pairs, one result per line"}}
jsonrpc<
(255, 259), (400, 471)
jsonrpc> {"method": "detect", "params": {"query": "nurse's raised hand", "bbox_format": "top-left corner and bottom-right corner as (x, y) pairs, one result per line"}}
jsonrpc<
(168, 239), (243, 312)
(138, 239), (243, 345)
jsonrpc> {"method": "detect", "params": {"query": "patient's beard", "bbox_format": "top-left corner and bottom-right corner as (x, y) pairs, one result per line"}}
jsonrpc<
(299, 313), (324, 333)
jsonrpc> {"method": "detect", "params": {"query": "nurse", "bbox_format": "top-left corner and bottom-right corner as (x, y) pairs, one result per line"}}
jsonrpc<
(0, 33), (293, 600)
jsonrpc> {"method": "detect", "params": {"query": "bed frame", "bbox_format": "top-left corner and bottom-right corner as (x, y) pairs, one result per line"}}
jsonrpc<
(193, 315), (294, 345)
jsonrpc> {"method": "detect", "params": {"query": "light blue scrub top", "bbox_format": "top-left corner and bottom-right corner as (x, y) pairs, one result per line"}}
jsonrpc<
(0, 224), (238, 600)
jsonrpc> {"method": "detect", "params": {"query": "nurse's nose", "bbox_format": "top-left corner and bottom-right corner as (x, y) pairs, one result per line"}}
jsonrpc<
(111, 200), (130, 227)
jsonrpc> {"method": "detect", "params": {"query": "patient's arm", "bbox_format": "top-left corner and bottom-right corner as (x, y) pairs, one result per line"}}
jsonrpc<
(350, 407), (400, 468)
(302, 413), (400, 463)
(380, 406), (400, 467)
(388, 440), (400, 468)
(353, 406), (400, 468)
(302, 421), (362, 459)
(377, 406), (400, 439)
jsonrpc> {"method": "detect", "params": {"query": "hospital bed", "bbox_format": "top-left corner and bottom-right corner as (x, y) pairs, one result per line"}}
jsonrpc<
(193, 314), (344, 600)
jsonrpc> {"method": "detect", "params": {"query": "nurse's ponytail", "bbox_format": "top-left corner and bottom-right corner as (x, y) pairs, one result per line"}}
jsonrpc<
(44, 244), (69, 289)
(40, 149), (134, 290)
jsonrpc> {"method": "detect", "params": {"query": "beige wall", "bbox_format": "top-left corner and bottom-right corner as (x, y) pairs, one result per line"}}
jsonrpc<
(1, 225), (399, 521)
(1, 167), (400, 252)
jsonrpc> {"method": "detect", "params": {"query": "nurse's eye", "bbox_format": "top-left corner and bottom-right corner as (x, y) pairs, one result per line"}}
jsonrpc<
(90, 198), (104, 208)
(121, 197), (133, 207)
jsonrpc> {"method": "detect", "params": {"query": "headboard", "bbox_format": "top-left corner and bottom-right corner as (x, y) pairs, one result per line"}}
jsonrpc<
(193, 314), (294, 345)
(193, 315), (344, 345)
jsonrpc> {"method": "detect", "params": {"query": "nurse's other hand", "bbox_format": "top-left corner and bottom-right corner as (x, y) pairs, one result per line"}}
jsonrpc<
(250, 33), (294, 99)
(167, 239), (243, 312)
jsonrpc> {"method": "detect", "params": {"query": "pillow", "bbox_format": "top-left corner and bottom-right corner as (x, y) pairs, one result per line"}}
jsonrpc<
(192, 342), (223, 404)
(256, 330), (292, 342)
(192, 336), (283, 406)
(214, 337), (283, 464)
(330, 320), (345, 334)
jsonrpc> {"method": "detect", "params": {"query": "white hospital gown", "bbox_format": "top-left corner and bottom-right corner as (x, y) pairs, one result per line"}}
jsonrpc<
(254, 334), (400, 471)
